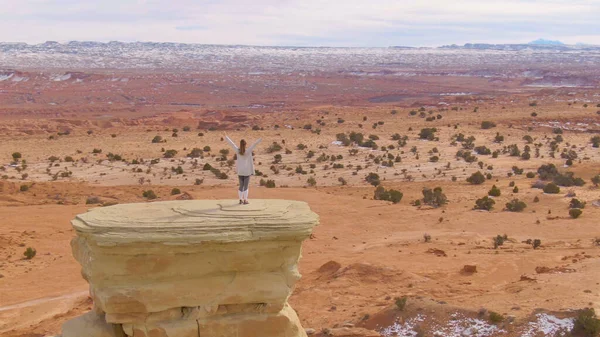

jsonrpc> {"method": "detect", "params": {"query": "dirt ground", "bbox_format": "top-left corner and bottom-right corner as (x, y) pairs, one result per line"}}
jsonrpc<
(0, 69), (599, 336)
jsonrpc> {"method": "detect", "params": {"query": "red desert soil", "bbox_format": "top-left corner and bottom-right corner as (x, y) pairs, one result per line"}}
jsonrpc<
(0, 69), (599, 336)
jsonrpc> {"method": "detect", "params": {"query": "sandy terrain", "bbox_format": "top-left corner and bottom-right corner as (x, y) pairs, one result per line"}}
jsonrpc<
(1, 63), (600, 336)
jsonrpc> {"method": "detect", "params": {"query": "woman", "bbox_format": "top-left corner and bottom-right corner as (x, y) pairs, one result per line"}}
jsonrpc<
(224, 134), (262, 204)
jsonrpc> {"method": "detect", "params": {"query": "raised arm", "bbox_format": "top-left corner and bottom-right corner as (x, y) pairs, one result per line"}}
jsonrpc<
(248, 138), (262, 152)
(224, 135), (239, 152)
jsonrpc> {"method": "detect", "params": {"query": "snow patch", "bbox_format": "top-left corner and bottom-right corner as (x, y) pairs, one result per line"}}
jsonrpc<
(520, 314), (573, 337)
(381, 314), (426, 336)
(53, 73), (72, 81)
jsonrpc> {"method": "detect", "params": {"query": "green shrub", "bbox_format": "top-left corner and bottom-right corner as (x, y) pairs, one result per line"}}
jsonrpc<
(152, 135), (163, 143)
(573, 308), (600, 337)
(570, 198), (586, 209)
(418, 128), (437, 140)
(12, 152), (22, 161)
(163, 149), (178, 158)
(24, 247), (36, 260)
(422, 187), (448, 207)
(307, 177), (317, 187)
(19, 184), (29, 192)
(537, 164), (559, 180)
(195, 178), (204, 185)
(513, 186), (519, 193)
(505, 199), (527, 212)
(526, 172), (536, 178)
(86, 196), (101, 204)
(543, 183), (560, 194)
(267, 142), (283, 153)
(488, 185), (501, 197)
(481, 121), (496, 129)
(395, 296), (407, 311)
(171, 188), (181, 195)
(533, 239), (541, 249)
(374, 186), (403, 204)
(365, 173), (380, 186)
(142, 190), (157, 200)
(467, 171), (486, 185)
(260, 179), (276, 188)
(570, 208), (583, 219)
(474, 196), (495, 211)
(489, 312), (504, 323)
(592, 174), (600, 187)
(203, 163), (212, 171)
(493, 234), (508, 249)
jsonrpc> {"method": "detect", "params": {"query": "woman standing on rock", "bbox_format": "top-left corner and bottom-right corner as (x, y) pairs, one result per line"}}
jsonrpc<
(224, 134), (262, 204)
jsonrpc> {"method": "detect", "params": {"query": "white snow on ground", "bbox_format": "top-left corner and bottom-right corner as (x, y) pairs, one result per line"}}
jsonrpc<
(520, 314), (573, 337)
(53, 73), (71, 81)
(381, 313), (504, 337)
(381, 314), (426, 337)
(0, 73), (13, 81)
(430, 313), (505, 337)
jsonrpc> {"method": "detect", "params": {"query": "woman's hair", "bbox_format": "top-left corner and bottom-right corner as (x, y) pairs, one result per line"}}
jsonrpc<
(239, 139), (247, 155)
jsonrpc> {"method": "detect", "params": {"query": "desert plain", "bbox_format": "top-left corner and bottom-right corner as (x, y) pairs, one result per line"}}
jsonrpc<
(0, 43), (599, 336)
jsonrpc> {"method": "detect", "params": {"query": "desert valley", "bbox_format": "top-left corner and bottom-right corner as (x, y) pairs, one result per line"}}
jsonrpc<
(0, 42), (599, 337)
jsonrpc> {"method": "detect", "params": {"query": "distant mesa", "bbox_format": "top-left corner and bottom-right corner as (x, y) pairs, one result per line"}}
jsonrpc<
(528, 38), (565, 46)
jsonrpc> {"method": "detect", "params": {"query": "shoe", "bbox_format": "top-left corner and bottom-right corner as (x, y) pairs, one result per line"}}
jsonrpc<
(243, 200), (249, 205)
(239, 200), (243, 204)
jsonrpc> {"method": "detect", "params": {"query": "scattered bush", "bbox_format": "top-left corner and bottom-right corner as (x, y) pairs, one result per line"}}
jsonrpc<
(569, 208), (583, 219)
(365, 173), (381, 186)
(488, 185), (501, 197)
(570, 198), (586, 209)
(543, 183), (561, 194)
(24, 247), (36, 260)
(143, 190), (157, 200)
(259, 179), (276, 188)
(422, 187), (448, 207)
(532, 239), (541, 249)
(395, 296), (408, 311)
(592, 174), (600, 187)
(572, 308), (600, 337)
(163, 149), (178, 158)
(466, 171), (486, 185)
(526, 172), (536, 178)
(489, 312), (504, 323)
(19, 184), (29, 192)
(505, 199), (527, 212)
(592, 136), (600, 148)
(151, 135), (163, 143)
(474, 196), (495, 211)
(494, 234), (508, 249)
(86, 196), (101, 204)
(307, 177), (317, 187)
(423, 233), (431, 242)
(374, 186), (403, 204)
(171, 188), (181, 195)
(481, 121), (496, 129)
(202, 163), (212, 171)
(418, 128), (437, 140)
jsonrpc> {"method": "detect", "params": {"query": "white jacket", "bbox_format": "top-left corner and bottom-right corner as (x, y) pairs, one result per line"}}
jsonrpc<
(225, 136), (262, 176)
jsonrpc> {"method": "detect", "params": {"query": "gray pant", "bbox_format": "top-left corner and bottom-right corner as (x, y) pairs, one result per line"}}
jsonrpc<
(238, 175), (250, 192)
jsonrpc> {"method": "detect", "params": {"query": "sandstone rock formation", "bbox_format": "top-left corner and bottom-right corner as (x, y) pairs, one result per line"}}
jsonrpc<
(61, 199), (319, 337)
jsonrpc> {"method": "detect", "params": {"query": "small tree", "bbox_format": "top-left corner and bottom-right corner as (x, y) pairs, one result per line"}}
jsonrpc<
(592, 174), (600, 187)
(395, 296), (407, 311)
(163, 149), (178, 158)
(505, 199), (527, 212)
(569, 208), (583, 219)
(422, 187), (448, 207)
(143, 190), (157, 200)
(307, 177), (317, 187)
(543, 183), (560, 194)
(467, 171), (486, 185)
(474, 196), (495, 211)
(365, 173), (380, 186)
(570, 198), (586, 209)
(24, 247), (36, 260)
(532, 239), (541, 249)
(418, 128), (437, 140)
(572, 308), (600, 337)
(488, 185), (501, 197)
(481, 121), (496, 129)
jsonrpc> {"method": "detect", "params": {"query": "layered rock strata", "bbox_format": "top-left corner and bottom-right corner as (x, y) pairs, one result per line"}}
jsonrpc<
(61, 199), (319, 337)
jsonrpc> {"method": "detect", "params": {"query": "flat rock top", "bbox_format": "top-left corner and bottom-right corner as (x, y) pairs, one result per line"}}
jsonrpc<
(72, 199), (319, 245)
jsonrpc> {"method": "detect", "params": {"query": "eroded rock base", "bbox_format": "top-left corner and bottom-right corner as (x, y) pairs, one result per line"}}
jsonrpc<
(63, 304), (307, 337)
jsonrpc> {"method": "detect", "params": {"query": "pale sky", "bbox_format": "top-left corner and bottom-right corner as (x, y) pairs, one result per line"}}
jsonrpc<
(1, 0), (599, 47)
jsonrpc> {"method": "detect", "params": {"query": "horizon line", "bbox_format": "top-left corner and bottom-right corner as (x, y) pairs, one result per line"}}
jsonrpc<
(0, 39), (598, 49)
